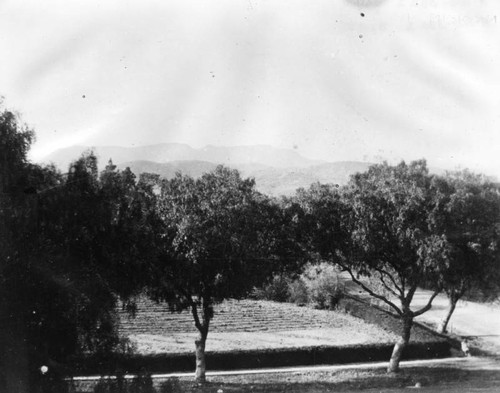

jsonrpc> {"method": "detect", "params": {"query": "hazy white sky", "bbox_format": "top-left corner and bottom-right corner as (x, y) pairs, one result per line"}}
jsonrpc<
(1, 0), (499, 177)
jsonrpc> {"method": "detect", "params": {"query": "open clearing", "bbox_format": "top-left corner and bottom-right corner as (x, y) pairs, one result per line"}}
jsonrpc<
(118, 297), (439, 354)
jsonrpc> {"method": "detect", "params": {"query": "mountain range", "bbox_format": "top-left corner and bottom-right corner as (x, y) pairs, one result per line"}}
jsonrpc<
(43, 144), (372, 196)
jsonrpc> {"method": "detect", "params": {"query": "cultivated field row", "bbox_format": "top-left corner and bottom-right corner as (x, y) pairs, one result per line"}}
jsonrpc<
(117, 297), (441, 355)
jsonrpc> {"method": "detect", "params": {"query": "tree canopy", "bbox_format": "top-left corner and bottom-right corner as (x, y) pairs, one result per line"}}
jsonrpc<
(149, 166), (297, 381)
(292, 182), (350, 263)
(337, 160), (449, 372)
(430, 170), (500, 332)
(0, 103), (160, 391)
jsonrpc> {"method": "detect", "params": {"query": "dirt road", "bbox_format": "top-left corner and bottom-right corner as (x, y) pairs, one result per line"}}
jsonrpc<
(341, 273), (500, 354)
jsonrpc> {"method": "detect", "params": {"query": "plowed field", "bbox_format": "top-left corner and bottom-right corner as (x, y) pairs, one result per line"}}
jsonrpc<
(117, 297), (438, 354)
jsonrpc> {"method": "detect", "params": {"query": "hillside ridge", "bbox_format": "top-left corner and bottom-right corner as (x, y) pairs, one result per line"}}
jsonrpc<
(43, 143), (324, 171)
(41, 143), (373, 196)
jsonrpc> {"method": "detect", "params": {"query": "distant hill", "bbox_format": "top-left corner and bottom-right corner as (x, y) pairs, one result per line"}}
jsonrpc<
(117, 159), (372, 196)
(117, 160), (219, 180)
(240, 161), (372, 196)
(43, 143), (324, 172)
(42, 143), (373, 196)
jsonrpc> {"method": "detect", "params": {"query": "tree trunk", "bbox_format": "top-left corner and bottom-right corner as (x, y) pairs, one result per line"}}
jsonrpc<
(387, 315), (413, 373)
(194, 332), (208, 383)
(190, 295), (212, 383)
(438, 290), (463, 334)
(438, 295), (458, 334)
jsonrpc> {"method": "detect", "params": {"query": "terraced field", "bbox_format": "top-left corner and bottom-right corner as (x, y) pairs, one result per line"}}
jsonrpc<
(117, 297), (438, 355)
(119, 298), (361, 334)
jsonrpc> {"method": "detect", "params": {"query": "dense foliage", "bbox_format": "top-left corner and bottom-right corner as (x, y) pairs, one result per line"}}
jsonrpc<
(295, 161), (447, 372)
(148, 166), (302, 381)
(430, 170), (500, 332)
(0, 105), (159, 391)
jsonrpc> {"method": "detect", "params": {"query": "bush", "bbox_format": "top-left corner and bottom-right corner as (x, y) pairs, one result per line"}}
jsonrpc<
(251, 275), (291, 302)
(301, 262), (343, 309)
(287, 279), (309, 305)
(251, 264), (344, 308)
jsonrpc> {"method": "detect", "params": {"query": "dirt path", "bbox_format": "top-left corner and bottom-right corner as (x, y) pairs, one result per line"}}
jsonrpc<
(340, 273), (500, 354)
(412, 290), (500, 353)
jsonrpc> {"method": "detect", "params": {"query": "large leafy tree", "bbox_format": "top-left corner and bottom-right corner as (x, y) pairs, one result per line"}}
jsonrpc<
(150, 166), (290, 382)
(40, 155), (160, 355)
(0, 104), (50, 392)
(0, 103), (158, 391)
(430, 171), (500, 333)
(340, 160), (448, 372)
(0, 105), (81, 391)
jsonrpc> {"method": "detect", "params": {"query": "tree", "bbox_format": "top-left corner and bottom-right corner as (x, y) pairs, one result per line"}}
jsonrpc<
(98, 160), (162, 302)
(42, 155), (160, 354)
(150, 166), (290, 382)
(430, 171), (500, 333)
(292, 182), (351, 263)
(0, 100), (158, 391)
(0, 103), (87, 391)
(0, 103), (42, 393)
(339, 160), (447, 372)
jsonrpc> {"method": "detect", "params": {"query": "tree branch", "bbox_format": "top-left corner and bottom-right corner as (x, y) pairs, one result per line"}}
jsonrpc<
(340, 263), (403, 316)
(189, 297), (204, 333)
(373, 266), (403, 297)
(178, 288), (203, 334)
(201, 296), (212, 335)
(399, 271), (406, 295)
(457, 279), (468, 299)
(405, 284), (418, 307)
(377, 272), (400, 299)
(412, 289), (440, 317)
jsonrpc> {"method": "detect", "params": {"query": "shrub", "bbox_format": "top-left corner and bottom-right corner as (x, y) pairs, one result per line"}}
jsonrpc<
(301, 262), (343, 309)
(252, 264), (345, 308)
(287, 279), (309, 305)
(250, 274), (291, 302)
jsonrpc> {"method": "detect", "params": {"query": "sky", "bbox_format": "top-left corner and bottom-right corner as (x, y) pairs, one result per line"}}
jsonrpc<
(0, 0), (499, 177)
